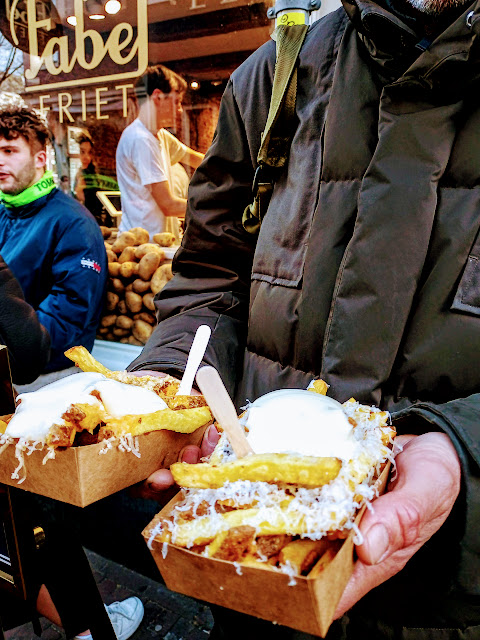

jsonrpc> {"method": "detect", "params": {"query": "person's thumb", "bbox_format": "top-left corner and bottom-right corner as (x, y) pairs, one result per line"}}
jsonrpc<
(356, 432), (461, 566)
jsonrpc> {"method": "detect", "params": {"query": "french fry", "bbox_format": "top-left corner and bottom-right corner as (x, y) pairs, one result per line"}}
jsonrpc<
(65, 346), (180, 398)
(278, 538), (335, 575)
(242, 552), (280, 568)
(62, 402), (105, 433)
(308, 379), (329, 395)
(308, 546), (339, 578)
(166, 395), (208, 411)
(101, 405), (212, 438)
(167, 505), (345, 548)
(207, 525), (256, 561)
(46, 423), (76, 447)
(0, 420), (7, 434)
(65, 346), (111, 376)
(171, 454), (342, 489)
(255, 534), (292, 558)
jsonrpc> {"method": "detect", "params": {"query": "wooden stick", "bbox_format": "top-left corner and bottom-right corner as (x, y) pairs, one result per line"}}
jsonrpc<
(196, 366), (254, 458)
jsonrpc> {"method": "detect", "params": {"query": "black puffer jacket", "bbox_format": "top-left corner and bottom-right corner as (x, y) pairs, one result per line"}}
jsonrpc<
(0, 256), (50, 383)
(130, 1), (480, 636)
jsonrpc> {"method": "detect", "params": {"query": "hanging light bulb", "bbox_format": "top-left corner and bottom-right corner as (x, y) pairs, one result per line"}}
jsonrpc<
(190, 80), (200, 90)
(87, 0), (105, 18)
(66, 14), (77, 24)
(105, 0), (121, 13)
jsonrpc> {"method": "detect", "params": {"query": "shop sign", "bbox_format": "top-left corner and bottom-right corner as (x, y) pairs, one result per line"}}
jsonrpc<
(7, 0), (148, 92)
(0, 0), (62, 53)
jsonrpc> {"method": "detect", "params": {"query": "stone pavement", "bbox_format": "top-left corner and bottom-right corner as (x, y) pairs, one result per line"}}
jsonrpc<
(5, 549), (214, 640)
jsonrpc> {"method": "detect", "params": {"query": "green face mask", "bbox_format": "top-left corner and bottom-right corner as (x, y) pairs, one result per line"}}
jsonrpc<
(0, 170), (56, 208)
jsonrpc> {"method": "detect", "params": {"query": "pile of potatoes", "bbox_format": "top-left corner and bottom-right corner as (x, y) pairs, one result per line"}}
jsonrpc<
(98, 226), (175, 346)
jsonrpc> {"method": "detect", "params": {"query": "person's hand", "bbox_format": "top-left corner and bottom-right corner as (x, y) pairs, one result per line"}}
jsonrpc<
(334, 432), (461, 618)
(131, 423), (220, 502)
(128, 369), (219, 502)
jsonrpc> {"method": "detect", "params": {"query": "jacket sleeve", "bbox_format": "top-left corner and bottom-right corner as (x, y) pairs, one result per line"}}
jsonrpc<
(0, 256), (50, 384)
(392, 396), (480, 604)
(36, 216), (107, 372)
(128, 80), (259, 396)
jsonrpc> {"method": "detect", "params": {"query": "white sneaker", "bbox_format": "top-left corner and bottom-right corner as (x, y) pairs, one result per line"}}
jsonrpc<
(73, 596), (144, 640)
(106, 597), (144, 640)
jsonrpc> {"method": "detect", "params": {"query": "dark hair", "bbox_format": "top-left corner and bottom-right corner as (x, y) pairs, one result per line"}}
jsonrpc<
(76, 132), (94, 147)
(135, 65), (187, 98)
(0, 105), (49, 152)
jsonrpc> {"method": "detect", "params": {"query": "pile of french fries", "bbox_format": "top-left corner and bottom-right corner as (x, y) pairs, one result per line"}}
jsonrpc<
(1, 346), (212, 450)
(147, 382), (395, 578)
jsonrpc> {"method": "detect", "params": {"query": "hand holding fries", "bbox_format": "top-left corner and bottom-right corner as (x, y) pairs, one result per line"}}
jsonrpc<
(127, 370), (220, 500)
(334, 432), (461, 619)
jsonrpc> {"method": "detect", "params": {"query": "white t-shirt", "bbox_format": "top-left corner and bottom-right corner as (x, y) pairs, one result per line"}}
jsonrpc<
(116, 119), (188, 239)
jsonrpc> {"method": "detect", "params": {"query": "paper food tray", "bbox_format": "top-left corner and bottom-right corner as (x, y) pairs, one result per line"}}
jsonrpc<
(143, 462), (391, 637)
(0, 425), (209, 507)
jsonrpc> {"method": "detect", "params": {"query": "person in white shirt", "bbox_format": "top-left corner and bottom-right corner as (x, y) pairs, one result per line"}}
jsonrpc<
(116, 65), (204, 240)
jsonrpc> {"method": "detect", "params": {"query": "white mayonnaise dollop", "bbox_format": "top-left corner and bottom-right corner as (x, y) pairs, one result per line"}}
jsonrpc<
(244, 389), (358, 460)
(6, 372), (106, 440)
(5, 371), (168, 441)
(93, 379), (167, 417)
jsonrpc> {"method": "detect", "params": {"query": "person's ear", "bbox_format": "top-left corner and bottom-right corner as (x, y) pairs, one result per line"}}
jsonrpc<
(151, 88), (162, 103)
(34, 149), (47, 170)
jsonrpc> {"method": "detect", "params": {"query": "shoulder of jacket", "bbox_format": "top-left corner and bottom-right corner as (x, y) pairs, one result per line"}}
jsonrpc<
(230, 9), (348, 93)
(48, 189), (90, 218)
(47, 192), (103, 238)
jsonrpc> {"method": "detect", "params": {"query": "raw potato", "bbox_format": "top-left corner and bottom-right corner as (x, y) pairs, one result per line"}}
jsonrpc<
(118, 246), (136, 264)
(106, 292), (119, 311)
(119, 261), (138, 279)
(113, 327), (130, 337)
(134, 243), (165, 260)
(151, 263), (173, 294)
(111, 278), (124, 293)
(153, 232), (175, 247)
(111, 231), (136, 253)
(98, 326), (109, 335)
(143, 292), (155, 311)
(125, 291), (143, 313)
(132, 278), (151, 294)
(106, 249), (116, 263)
(116, 315), (133, 330)
(100, 314), (117, 328)
(133, 319), (153, 343)
(138, 252), (162, 281)
(135, 312), (156, 325)
(125, 283), (133, 292)
(108, 262), (121, 277)
(128, 335), (143, 346)
(117, 299), (128, 315)
(100, 226), (112, 238)
(129, 227), (150, 245)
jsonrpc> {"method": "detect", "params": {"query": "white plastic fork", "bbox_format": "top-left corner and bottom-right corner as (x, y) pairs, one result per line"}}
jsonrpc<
(176, 325), (212, 396)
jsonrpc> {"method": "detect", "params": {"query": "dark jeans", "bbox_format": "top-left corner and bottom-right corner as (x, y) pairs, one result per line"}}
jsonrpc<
(0, 490), (115, 640)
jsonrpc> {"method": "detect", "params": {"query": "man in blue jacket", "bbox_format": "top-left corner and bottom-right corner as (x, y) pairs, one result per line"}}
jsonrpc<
(0, 106), (107, 373)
